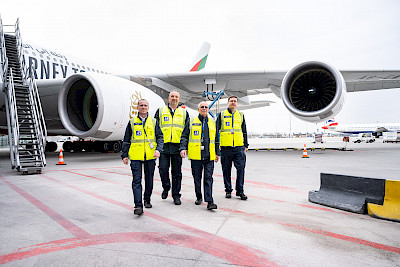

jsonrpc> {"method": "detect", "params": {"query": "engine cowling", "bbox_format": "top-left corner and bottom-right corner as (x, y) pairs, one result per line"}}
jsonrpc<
(281, 61), (346, 123)
(58, 72), (165, 140)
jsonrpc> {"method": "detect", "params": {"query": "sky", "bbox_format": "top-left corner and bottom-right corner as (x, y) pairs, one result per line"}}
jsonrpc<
(2, 0), (400, 134)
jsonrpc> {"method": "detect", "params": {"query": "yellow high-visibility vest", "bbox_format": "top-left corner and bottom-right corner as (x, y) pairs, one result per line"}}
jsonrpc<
(159, 106), (186, 143)
(220, 109), (244, 147)
(128, 116), (157, 161)
(188, 116), (216, 160)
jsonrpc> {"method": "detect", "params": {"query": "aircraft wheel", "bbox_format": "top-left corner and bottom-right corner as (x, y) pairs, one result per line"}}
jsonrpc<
(63, 141), (72, 152)
(112, 141), (122, 153)
(45, 142), (58, 152)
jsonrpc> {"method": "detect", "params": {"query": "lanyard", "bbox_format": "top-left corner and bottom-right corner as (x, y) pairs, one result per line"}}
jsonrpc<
(201, 117), (206, 142)
(140, 117), (151, 143)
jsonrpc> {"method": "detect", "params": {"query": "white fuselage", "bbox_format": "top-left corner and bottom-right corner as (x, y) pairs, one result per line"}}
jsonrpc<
(324, 123), (400, 134)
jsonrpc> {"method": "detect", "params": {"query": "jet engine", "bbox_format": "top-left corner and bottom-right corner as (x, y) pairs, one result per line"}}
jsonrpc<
(281, 61), (346, 123)
(58, 72), (164, 141)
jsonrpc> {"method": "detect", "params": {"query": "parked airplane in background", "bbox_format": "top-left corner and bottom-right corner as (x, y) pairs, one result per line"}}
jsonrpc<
(322, 119), (400, 137)
(1, 18), (400, 154)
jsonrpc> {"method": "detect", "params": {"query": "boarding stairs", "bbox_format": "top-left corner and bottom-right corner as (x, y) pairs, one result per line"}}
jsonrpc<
(0, 17), (47, 174)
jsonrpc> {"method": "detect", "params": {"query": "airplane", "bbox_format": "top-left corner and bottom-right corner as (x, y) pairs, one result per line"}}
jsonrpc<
(1, 17), (400, 157)
(322, 119), (400, 137)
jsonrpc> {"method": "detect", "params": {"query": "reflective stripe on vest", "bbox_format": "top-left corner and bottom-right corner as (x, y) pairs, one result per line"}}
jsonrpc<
(188, 116), (216, 160)
(220, 109), (244, 147)
(159, 106), (186, 143)
(129, 116), (157, 161)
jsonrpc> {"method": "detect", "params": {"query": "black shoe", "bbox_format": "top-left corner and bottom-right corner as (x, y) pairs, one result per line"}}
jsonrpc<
(236, 192), (248, 200)
(174, 198), (181, 205)
(134, 206), (144, 215)
(161, 190), (168, 199)
(207, 202), (217, 210)
(225, 192), (232, 198)
(195, 198), (202, 205)
(144, 201), (152, 209)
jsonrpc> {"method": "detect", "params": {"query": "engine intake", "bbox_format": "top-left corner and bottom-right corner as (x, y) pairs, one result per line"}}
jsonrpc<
(58, 72), (165, 140)
(281, 61), (346, 123)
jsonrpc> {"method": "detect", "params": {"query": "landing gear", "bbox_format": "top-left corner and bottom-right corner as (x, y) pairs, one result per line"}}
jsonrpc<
(62, 140), (122, 153)
(94, 141), (122, 153)
(45, 142), (58, 152)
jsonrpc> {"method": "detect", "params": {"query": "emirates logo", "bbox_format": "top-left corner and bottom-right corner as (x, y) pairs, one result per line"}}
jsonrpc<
(129, 91), (142, 119)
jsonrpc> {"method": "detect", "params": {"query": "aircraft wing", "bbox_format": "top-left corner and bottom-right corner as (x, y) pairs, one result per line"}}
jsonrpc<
(341, 70), (400, 92)
(129, 71), (285, 109)
(130, 68), (400, 109)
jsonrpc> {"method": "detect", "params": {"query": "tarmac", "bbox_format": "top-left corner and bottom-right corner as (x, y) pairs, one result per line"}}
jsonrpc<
(0, 138), (399, 266)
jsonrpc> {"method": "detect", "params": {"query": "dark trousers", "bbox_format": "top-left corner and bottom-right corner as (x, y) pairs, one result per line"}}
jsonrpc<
(221, 146), (246, 193)
(159, 153), (182, 198)
(191, 159), (214, 203)
(130, 160), (155, 207)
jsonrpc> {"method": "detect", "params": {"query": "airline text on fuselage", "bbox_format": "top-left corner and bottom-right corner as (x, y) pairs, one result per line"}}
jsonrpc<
(22, 43), (107, 80)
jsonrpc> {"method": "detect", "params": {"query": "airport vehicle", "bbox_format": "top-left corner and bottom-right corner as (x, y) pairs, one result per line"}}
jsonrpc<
(353, 133), (375, 143)
(322, 119), (400, 137)
(383, 132), (400, 143)
(1, 17), (400, 172)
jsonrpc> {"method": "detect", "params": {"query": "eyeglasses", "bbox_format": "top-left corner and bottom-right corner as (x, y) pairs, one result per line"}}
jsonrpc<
(200, 106), (209, 109)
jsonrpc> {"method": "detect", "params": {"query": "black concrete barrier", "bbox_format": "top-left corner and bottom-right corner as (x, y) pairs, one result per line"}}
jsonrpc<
(308, 173), (386, 214)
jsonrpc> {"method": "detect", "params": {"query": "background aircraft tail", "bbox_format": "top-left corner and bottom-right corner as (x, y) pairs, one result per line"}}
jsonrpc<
(189, 42), (210, 71)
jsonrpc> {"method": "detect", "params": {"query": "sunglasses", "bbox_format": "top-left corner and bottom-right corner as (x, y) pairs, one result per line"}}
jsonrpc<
(200, 106), (209, 109)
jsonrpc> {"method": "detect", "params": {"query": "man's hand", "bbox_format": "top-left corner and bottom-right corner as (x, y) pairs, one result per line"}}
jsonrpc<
(245, 147), (248, 153)
(215, 155), (219, 163)
(180, 150), (187, 158)
(154, 150), (161, 158)
(122, 157), (129, 165)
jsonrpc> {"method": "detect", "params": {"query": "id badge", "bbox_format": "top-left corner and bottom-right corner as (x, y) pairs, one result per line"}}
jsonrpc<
(149, 143), (155, 149)
(230, 129), (234, 134)
(201, 146), (205, 150)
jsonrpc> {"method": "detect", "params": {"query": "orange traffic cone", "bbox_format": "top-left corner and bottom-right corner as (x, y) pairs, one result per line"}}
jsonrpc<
(302, 144), (309, 158)
(56, 149), (67, 165)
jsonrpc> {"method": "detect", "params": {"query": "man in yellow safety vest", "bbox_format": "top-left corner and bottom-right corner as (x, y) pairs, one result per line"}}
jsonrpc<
(216, 95), (249, 200)
(154, 91), (189, 205)
(122, 99), (164, 215)
(179, 101), (219, 210)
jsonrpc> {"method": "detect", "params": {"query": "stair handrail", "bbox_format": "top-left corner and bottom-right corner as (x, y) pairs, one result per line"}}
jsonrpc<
(27, 65), (47, 166)
(14, 18), (46, 141)
(28, 68), (47, 140)
(0, 15), (8, 90)
(14, 18), (28, 82)
(6, 68), (21, 168)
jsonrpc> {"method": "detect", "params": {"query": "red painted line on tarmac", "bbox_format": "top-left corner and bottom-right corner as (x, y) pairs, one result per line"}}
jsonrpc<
(37, 174), (277, 266)
(64, 170), (121, 185)
(95, 169), (189, 186)
(0, 232), (276, 266)
(64, 168), (350, 217)
(42, 172), (400, 256)
(280, 223), (400, 254)
(45, 166), (127, 172)
(244, 180), (303, 193)
(216, 206), (400, 254)
(0, 175), (91, 239)
(96, 169), (131, 176)
(215, 189), (352, 215)
(297, 204), (354, 215)
(69, 168), (349, 216)
(182, 167), (302, 193)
